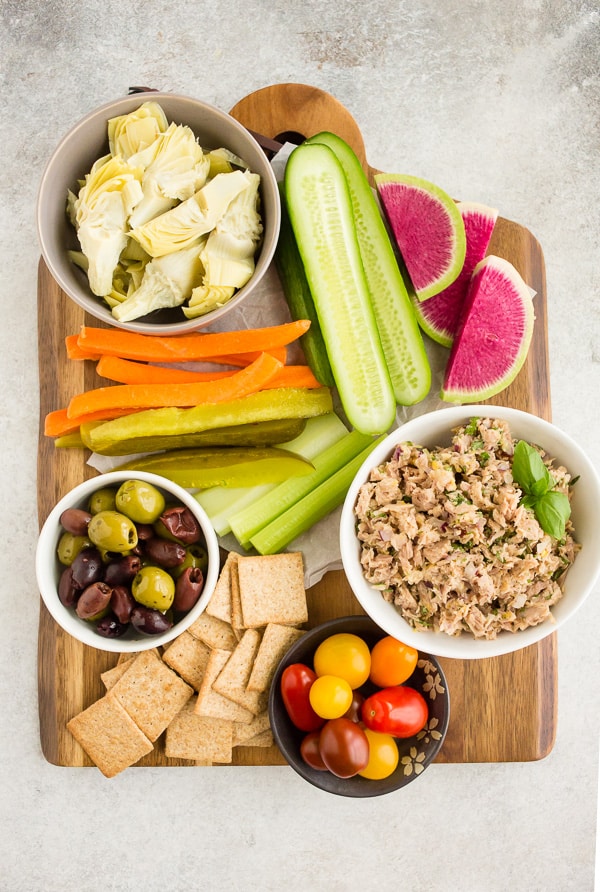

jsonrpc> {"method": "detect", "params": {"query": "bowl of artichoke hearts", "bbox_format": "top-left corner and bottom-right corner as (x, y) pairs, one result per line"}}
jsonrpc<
(36, 92), (281, 334)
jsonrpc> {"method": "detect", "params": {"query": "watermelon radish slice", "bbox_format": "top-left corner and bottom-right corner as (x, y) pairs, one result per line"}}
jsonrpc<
(441, 255), (534, 403)
(413, 202), (499, 347)
(375, 173), (466, 301)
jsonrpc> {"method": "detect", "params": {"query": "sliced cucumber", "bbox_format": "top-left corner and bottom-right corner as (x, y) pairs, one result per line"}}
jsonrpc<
(285, 142), (396, 436)
(275, 183), (335, 387)
(305, 132), (431, 405)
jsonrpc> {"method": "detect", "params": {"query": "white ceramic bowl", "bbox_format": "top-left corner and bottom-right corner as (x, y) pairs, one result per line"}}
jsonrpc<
(340, 405), (600, 660)
(36, 471), (220, 653)
(36, 92), (280, 335)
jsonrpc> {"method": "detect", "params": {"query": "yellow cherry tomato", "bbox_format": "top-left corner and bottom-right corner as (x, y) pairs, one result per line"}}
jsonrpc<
(313, 633), (371, 689)
(358, 728), (400, 780)
(309, 675), (353, 719)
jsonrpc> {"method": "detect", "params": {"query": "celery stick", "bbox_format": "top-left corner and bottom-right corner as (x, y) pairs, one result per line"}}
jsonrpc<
(231, 429), (378, 549)
(195, 412), (348, 536)
(249, 435), (386, 555)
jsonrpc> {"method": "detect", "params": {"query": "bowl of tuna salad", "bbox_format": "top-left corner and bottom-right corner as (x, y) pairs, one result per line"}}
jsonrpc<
(340, 406), (600, 659)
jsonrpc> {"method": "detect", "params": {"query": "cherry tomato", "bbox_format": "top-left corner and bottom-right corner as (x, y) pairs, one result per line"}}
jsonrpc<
(309, 675), (353, 719)
(361, 685), (428, 738)
(358, 729), (399, 780)
(313, 633), (371, 689)
(280, 664), (325, 732)
(318, 718), (370, 778)
(369, 637), (418, 687)
(343, 690), (365, 723)
(300, 731), (328, 771)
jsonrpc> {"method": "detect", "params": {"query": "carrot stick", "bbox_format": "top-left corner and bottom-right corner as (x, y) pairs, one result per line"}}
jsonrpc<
(96, 355), (321, 390)
(76, 320), (310, 362)
(44, 407), (143, 438)
(65, 334), (102, 361)
(66, 352), (283, 418)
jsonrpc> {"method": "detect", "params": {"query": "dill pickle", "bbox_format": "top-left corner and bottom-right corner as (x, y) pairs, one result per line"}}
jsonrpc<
(80, 417), (307, 456)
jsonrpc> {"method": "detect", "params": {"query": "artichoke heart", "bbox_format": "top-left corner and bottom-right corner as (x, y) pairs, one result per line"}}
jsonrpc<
(129, 169), (253, 258)
(112, 242), (205, 322)
(127, 122), (211, 229)
(74, 155), (144, 297)
(182, 285), (235, 318)
(107, 100), (168, 159)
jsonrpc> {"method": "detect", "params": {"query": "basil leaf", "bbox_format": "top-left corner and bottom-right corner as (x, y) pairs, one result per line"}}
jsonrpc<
(534, 490), (571, 539)
(512, 441), (552, 495)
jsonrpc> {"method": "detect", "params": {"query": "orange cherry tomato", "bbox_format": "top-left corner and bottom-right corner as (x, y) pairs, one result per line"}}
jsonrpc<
(358, 729), (399, 780)
(313, 633), (371, 689)
(309, 675), (353, 719)
(369, 636), (418, 688)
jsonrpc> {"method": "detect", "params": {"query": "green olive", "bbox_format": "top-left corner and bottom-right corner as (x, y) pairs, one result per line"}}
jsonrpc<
(116, 480), (166, 525)
(131, 565), (175, 611)
(56, 533), (92, 566)
(170, 544), (209, 579)
(88, 487), (118, 515)
(87, 510), (138, 554)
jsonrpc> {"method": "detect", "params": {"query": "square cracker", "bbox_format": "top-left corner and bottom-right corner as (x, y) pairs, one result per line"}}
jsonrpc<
(229, 557), (244, 640)
(232, 710), (271, 746)
(162, 632), (211, 691)
(67, 694), (153, 778)
(237, 553), (308, 628)
(246, 623), (305, 693)
(110, 650), (193, 742)
(241, 729), (274, 748)
(101, 659), (135, 692)
(187, 613), (237, 651)
(165, 697), (233, 764)
(212, 629), (267, 715)
(205, 552), (237, 625)
(194, 649), (254, 724)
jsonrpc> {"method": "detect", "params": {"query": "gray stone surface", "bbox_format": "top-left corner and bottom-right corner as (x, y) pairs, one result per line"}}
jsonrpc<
(0, 2), (598, 890)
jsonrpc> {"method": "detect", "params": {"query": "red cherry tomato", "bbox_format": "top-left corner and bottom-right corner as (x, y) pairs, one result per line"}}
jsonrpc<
(318, 718), (370, 778)
(343, 690), (365, 723)
(300, 731), (328, 771)
(361, 685), (428, 738)
(280, 663), (326, 732)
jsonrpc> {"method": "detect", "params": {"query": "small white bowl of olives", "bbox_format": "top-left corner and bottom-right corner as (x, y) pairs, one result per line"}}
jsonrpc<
(36, 471), (220, 652)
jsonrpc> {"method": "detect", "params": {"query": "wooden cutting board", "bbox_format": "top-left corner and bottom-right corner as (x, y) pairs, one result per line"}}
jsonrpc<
(37, 83), (555, 768)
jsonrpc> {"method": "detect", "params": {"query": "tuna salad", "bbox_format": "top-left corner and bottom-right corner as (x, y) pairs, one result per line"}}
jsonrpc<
(354, 417), (579, 639)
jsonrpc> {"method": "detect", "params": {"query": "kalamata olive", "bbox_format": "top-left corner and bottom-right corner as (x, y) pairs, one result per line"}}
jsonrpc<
(70, 547), (104, 590)
(58, 566), (80, 608)
(116, 480), (166, 524)
(57, 532), (92, 567)
(96, 615), (129, 638)
(104, 554), (142, 586)
(173, 567), (204, 613)
(144, 538), (186, 568)
(59, 507), (93, 536)
(88, 510), (138, 553)
(75, 581), (113, 621)
(135, 523), (154, 541)
(110, 585), (136, 623)
(131, 566), (175, 611)
(130, 604), (173, 635)
(156, 506), (201, 544)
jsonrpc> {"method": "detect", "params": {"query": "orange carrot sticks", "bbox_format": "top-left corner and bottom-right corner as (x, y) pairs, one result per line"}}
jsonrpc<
(65, 334), (102, 361)
(44, 407), (143, 438)
(66, 352), (283, 419)
(76, 320), (310, 363)
(95, 355), (321, 390)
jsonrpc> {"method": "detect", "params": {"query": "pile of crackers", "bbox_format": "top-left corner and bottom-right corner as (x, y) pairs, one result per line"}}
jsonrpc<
(67, 551), (308, 778)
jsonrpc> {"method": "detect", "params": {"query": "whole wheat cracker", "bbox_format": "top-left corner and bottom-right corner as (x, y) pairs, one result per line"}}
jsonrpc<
(165, 697), (233, 764)
(205, 552), (237, 624)
(67, 693), (153, 778)
(239, 729), (274, 748)
(229, 555), (244, 640)
(187, 613), (238, 651)
(194, 648), (254, 724)
(237, 552), (308, 628)
(246, 623), (305, 693)
(162, 632), (211, 691)
(109, 650), (193, 742)
(231, 710), (271, 746)
(212, 629), (267, 715)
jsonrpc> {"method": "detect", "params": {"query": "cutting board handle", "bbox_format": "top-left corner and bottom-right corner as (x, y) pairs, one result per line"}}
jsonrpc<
(229, 82), (369, 177)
